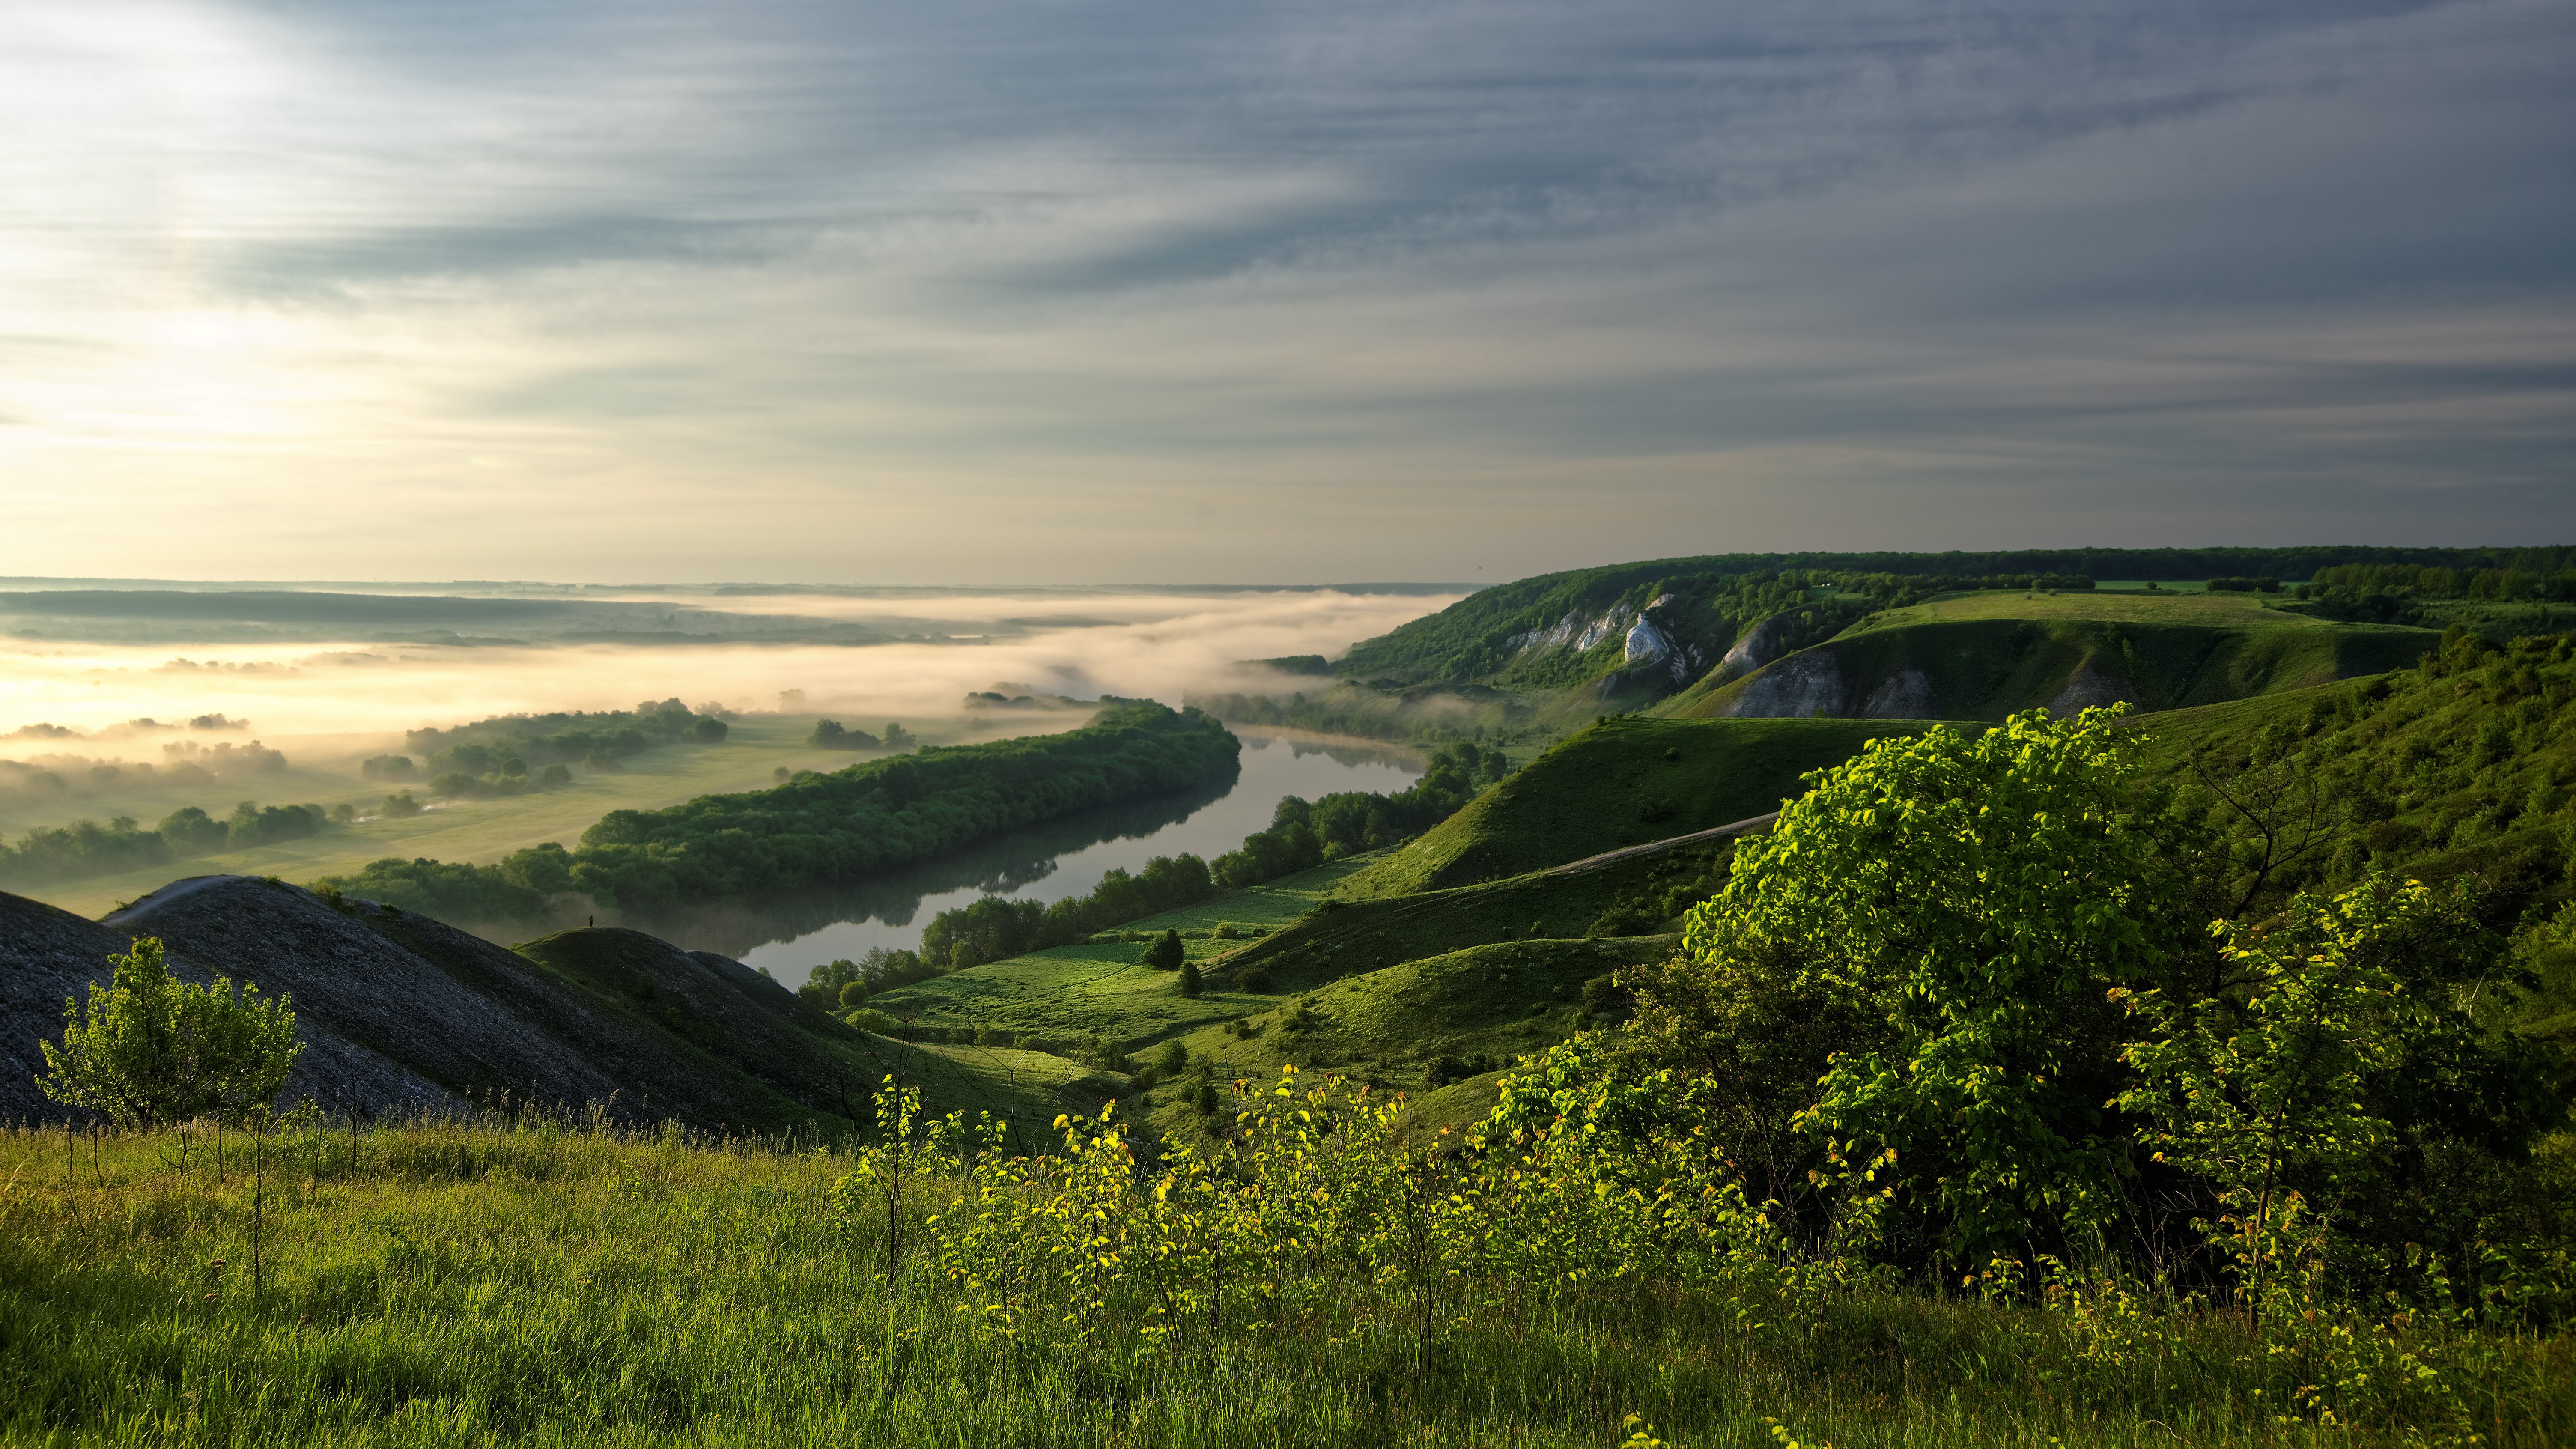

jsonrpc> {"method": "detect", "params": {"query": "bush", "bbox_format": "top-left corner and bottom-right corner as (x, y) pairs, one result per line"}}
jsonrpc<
(838, 981), (868, 1009)
(380, 790), (422, 817)
(1178, 960), (1204, 998)
(808, 719), (879, 749)
(1144, 930), (1186, 971)
(361, 754), (414, 779)
(1239, 966), (1274, 993)
(1154, 1040), (1188, 1075)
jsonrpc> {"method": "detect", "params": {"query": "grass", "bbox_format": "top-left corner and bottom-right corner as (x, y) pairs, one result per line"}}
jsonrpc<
(6, 1116), (2566, 1447)
(9, 715), (1081, 918)
(1855, 589), (2325, 629)
(1340, 716), (1932, 897)
(1655, 597), (2434, 724)
(1136, 934), (1676, 1140)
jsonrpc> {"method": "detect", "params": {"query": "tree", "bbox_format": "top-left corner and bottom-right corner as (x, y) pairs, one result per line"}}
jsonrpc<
(1144, 930), (1186, 971)
(1179, 960), (1205, 999)
(2114, 874), (2516, 1320)
(36, 937), (303, 1151)
(1683, 707), (2177, 1258)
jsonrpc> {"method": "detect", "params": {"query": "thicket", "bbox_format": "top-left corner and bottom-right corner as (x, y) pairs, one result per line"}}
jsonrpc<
(2128, 627), (2576, 912)
(1210, 741), (1509, 885)
(311, 704), (1240, 919)
(401, 698), (728, 779)
(0, 800), (331, 886)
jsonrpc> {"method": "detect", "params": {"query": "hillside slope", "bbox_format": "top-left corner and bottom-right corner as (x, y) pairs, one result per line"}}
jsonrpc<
(4, 874), (1108, 1136)
(1658, 597), (2434, 723)
(1338, 715), (1941, 897)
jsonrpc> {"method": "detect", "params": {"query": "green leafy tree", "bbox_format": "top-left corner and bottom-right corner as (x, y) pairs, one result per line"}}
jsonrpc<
(2114, 874), (2497, 1318)
(1178, 959), (1204, 999)
(1143, 929), (1186, 971)
(1684, 707), (2174, 1258)
(36, 937), (303, 1142)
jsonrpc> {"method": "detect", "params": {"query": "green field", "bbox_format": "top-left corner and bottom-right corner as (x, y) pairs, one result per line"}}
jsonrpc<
(9, 716), (1044, 918)
(868, 860), (1375, 1046)
(1850, 587), (2321, 630)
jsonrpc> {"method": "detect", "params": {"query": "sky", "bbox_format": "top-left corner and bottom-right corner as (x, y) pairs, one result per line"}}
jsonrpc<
(4, 0), (2570, 584)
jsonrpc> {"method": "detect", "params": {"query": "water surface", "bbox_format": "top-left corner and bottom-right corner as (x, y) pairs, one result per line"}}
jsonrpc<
(668, 730), (1422, 983)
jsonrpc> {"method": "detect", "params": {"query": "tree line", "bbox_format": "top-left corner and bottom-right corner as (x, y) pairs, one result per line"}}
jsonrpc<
(311, 703), (1240, 921)
(0, 800), (343, 887)
(832, 741), (1514, 984)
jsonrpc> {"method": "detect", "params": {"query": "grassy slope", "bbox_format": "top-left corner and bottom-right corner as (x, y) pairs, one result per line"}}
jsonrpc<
(865, 859), (1377, 1047)
(1658, 592), (2434, 722)
(494, 924), (1112, 1140)
(1339, 715), (1939, 897)
(1136, 935), (1676, 1139)
(20, 1120), (2529, 1448)
(2122, 638), (2576, 917)
(15, 716), (964, 917)
(865, 715), (1887, 1109)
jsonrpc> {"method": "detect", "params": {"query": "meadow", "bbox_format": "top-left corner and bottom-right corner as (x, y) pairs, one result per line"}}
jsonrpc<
(3, 1101), (2565, 1448)
(11, 717), (916, 919)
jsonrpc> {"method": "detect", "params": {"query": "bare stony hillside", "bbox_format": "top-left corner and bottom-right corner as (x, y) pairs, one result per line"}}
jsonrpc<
(3, 874), (905, 1132)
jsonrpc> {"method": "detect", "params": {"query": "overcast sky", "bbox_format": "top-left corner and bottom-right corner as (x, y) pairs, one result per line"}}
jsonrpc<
(4, 0), (2569, 584)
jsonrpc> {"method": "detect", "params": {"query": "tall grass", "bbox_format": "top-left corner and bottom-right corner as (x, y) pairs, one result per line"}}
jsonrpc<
(2, 1109), (2567, 1447)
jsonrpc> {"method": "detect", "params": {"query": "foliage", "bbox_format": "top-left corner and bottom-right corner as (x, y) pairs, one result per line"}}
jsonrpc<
(3, 1088), (2570, 1445)
(1143, 929), (1186, 970)
(309, 703), (1239, 920)
(2129, 629), (2576, 915)
(404, 698), (725, 772)
(921, 854), (1216, 969)
(1212, 741), (1509, 887)
(564, 703), (1235, 909)
(808, 718), (880, 749)
(36, 936), (302, 1128)
(1680, 707), (2172, 1256)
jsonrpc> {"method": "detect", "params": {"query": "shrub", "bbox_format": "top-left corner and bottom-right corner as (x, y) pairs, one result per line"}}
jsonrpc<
(1239, 966), (1274, 993)
(1178, 960), (1204, 998)
(1144, 930), (1186, 971)
(838, 981), (868, 1009)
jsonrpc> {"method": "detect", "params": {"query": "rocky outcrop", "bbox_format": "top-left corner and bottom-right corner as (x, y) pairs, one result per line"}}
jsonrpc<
(1724, 650), (1848, 718)
(1717, 615), (1795, 683)
(1860, 666), (1939, 719)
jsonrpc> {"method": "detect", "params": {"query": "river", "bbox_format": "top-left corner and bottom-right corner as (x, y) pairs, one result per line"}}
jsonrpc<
(653, 729), (1424, 985)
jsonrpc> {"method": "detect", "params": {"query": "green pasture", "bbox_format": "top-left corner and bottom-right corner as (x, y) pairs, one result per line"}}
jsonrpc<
(12, 717), (975, 918)
(1850, 587), (2320, 630)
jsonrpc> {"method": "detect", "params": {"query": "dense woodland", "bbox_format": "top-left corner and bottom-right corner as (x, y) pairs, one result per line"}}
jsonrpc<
(313, 703), (1240, 921)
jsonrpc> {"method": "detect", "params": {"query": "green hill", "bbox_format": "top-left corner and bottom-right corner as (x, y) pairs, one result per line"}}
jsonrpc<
(2122, 628), (2576, 920)
(1338, 715), (1944, 897)
(1657, 596), (2435, 722)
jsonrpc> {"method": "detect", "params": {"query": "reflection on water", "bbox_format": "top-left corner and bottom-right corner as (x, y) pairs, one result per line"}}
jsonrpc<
(652, 730), (1424, 981)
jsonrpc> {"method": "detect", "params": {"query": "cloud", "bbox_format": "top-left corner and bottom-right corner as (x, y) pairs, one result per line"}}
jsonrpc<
(0, 0), (2566, 582)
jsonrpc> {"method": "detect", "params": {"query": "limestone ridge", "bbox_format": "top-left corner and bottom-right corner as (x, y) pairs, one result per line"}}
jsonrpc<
(2, 875), (882, 1130)
(1507, 593), (1778, 703)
